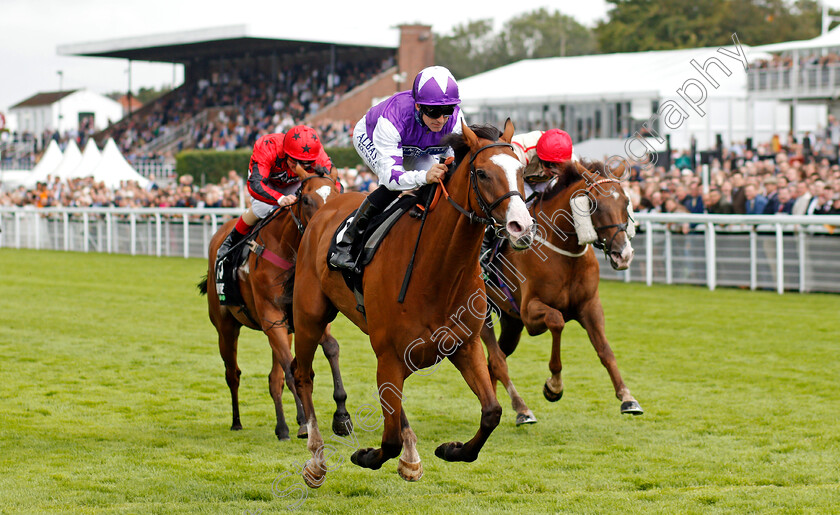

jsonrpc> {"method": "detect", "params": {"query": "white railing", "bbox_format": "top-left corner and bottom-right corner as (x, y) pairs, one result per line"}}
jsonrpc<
(602, 213), (840, 294)
(2, 208), (840, 294)
(0, 206), (241, 260)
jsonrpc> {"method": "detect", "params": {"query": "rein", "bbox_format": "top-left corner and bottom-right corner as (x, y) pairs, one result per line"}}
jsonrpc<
(584, 178), (633, 256)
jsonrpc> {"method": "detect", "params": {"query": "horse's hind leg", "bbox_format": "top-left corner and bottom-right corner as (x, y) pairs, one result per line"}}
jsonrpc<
(351, 354), (405, 471)
(578, 298), (643, 415)
(318, 324), (352, 436)
(217, 317), (243, 430)
(481, 314), (535, 426)
(435, 338), (502, 463)
(397, 409), (422, 481)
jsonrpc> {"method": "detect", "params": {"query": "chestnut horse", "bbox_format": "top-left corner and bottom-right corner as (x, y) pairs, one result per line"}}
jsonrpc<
(199, 171), (348, 441)
(480, 160), (643, 425)
(285, 121), (534, 487)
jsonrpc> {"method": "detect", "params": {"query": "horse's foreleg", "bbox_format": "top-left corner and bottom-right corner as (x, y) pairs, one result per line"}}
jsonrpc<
(397, 409), (423, 481)
(579, 298), (643, 415)
(293, 313), (330, 488)
(523, 298), (566, 402)
(483, 315), (535, 425)
(265, 324), (294, 441)
(217, 319), (243, 431)
(435, 338), (502, 463)
(351, 356), (404, 471)
(319, 324), (352, 436)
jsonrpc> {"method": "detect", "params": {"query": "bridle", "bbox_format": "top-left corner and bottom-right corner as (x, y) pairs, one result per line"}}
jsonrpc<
(584, 178), (635, 257)
(441, 142), (523, 229)
(285, 172), (338, 234)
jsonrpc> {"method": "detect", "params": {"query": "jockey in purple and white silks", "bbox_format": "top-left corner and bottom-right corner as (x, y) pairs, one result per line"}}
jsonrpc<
(329, 65), (466, 271)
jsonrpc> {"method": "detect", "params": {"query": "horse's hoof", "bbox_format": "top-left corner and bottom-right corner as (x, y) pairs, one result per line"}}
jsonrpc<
(302, 463), (326, 489)
(543, 382), (563, 402)
(351, 448), (382, 469)
(276, 433), (290, 441)
(435, 441), (469, 462)
(398, 458), (423, 482)
(515, 412), (538, 426)
(297, 425), (308, 439)
(621, 400), (644, 415)
(332, 413), (353, 436)
(231, 423), (242, 431)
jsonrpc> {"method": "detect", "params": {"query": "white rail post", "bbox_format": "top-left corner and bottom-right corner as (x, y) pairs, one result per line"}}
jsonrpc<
(130, 213), (137, 256)
(645, 221), (653, 286)
(83, 212), (89, 252)
(775, 223), (784, 294)
(749, 226), (757, 291)
(664, 230), (673, 285)
(183, 213), (190, 259)
(106, 212), (113, 254)
(706, 222), (716, 291)
(155, 213), (162, 257)
(63, 212), (70, 251)
(34, 212), (41, 250)
(797, 228), (806, 293)
(14, 212), (21, 248)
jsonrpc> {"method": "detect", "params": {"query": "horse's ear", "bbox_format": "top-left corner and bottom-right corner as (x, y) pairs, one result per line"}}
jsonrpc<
(295, 163), (311, 179)
(501, 118), (514, 143)
(461, 121), (479, 149)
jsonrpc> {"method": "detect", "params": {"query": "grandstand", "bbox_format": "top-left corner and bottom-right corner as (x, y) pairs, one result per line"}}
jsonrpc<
(57, 24), (434, 161)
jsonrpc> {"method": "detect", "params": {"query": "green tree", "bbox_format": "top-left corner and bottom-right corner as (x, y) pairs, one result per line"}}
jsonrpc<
(435, 8), (596, 79)
(596, 0), (821, 53)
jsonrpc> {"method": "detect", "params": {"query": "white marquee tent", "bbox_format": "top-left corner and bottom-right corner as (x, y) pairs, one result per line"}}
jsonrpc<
(68, 139), (102, 180)
(90, 138), (149, 189)
(45, 140), (82, 183)
(25, 139), (64, 185)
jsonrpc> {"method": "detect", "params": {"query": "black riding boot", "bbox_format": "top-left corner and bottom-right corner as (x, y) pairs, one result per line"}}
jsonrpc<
(216, 229), (247, 264)
(329, 197), (381, 271)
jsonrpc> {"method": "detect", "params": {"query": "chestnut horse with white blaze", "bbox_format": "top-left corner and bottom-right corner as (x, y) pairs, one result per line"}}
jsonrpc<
(480, 160), (643, 426)
(284, 121), (534, 487)
(199, 170), (348, 441)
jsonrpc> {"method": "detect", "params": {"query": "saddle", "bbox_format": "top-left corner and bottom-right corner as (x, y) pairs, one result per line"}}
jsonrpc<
(327, 185), (437, 316)
(215, 207), (292, 308)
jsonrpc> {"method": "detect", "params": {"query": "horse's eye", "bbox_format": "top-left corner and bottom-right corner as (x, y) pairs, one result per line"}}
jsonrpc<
(475, 169), (488, 180)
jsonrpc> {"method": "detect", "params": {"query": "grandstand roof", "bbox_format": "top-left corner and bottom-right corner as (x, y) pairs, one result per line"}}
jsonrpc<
(57, 25), (397, 64)
(11, 90), (77, 109)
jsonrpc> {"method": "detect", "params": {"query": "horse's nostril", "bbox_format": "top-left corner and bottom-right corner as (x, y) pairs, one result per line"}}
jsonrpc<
(507, 221), (523, 235)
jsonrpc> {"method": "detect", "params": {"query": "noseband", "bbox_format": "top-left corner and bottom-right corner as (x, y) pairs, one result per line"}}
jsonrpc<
(585, 178), (634, 256)
(444, 142), (522, 228)
(286, 173), (335, 234)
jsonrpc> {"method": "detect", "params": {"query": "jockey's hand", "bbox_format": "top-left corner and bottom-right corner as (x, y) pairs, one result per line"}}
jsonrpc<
(425, 163), (447, 184)
(277, 195), (297, 208)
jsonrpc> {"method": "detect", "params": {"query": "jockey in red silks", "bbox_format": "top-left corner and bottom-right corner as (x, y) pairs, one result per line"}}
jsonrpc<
(328, 65), (466, 271)
(215, 124), (333, 263)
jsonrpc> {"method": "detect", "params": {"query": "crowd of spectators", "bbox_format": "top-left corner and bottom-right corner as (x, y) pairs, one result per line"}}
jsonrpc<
(5, 130), (840, 233)
(627, 130), (840, 233)
(108, 57), (393, 158)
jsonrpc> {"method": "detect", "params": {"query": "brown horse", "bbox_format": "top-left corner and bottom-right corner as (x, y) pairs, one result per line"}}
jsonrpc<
(199, 171), (348, 441)
(284, 121), (535, 487)
(480, 160), (643, 426)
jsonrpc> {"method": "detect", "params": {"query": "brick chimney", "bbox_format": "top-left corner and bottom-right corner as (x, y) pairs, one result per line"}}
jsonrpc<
(397, 24), (435, 91)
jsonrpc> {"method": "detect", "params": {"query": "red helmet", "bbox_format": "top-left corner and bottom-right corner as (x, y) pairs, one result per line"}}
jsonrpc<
(536, 129), (573, 163)
(283, 125), (322, 161)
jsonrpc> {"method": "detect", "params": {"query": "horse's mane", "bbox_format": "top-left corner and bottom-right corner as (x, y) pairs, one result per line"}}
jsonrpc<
(441, 124), (503, 165)
(540, 159), (611, 201)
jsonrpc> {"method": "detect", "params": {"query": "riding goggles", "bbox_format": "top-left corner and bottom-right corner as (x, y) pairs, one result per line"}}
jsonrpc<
(419, 104), (456, 119)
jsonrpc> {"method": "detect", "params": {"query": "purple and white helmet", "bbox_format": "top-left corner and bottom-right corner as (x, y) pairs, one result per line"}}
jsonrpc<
(412, 66), (460, 106)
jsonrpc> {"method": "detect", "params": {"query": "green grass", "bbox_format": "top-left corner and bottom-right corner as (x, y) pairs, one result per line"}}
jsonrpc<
(1, 248), (839, 514)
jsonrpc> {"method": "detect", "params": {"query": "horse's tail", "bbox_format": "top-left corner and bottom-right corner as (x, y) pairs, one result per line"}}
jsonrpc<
(197, 274), (208, 296)
(279, 254), (297, 333)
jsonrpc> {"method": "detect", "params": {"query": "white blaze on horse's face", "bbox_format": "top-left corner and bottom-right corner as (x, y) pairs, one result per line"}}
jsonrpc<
(490, 153), (533, 249)
(315, 185), (332, 205)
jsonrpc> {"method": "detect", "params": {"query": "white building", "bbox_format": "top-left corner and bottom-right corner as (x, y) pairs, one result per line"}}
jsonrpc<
(458, 44), (825, 153)
(9, 89), (123, 137)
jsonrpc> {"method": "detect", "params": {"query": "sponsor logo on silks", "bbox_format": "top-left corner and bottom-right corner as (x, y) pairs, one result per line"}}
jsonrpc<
(402, 145), (448, 158)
